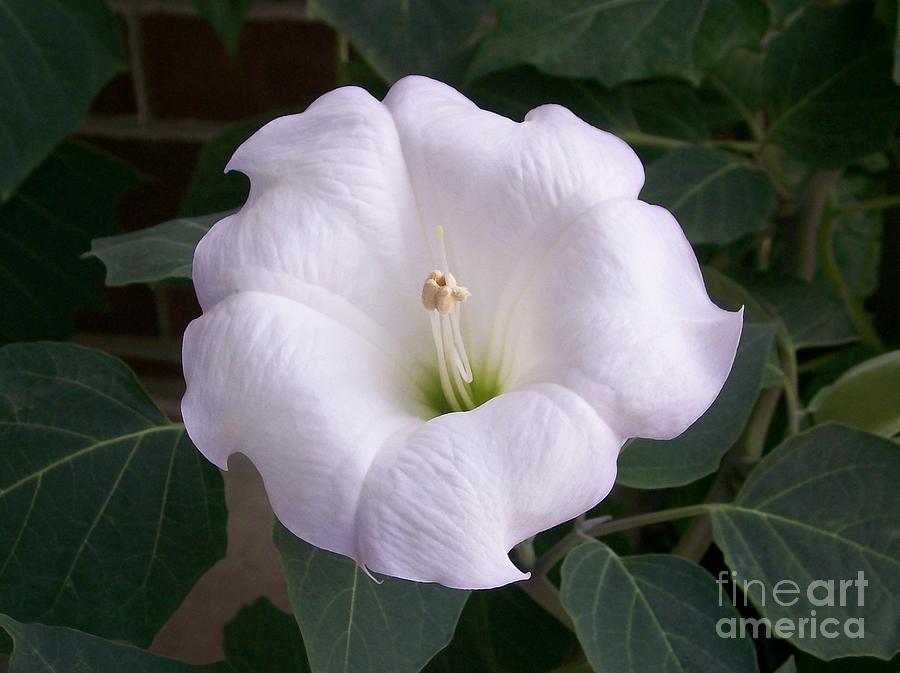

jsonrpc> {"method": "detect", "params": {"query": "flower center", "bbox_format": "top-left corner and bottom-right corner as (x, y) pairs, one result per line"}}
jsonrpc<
(421, 226), (476, 412)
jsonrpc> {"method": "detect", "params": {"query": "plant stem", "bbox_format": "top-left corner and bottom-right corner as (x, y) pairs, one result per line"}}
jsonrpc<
(532, 505), (714, 576)
(780, 169), (841, 281)
(740, 386), (783, 460)
(817, 204), (887, 351)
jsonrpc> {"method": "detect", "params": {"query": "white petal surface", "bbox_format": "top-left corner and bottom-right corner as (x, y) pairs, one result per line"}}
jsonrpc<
(182, 291), (422, 559)
(507, 199), (743, 440)
(182, 75), (743, 590)
(382, 76), (645, 370)
(192, 85), (434, 364)
(356, 384), (621, 589)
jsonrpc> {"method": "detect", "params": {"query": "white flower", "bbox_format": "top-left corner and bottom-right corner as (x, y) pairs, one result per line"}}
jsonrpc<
(181, 76), (742, 590)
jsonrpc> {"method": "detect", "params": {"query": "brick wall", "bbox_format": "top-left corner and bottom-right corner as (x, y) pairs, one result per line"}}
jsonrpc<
(75, 0), (338, 416)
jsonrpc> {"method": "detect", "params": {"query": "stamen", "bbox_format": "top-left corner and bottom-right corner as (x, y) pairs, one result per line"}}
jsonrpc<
(421, 226), (475, 411)
(429, 312), (463, 412)
(443, 315), (475, 409)
(448, 307), (473, 383)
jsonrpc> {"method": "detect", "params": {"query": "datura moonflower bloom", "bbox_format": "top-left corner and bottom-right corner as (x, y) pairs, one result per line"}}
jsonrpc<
(182, 76), (742, 590)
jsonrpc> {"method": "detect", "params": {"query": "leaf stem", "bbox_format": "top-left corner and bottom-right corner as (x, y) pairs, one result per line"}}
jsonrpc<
(532, 505), (714, 577)
(835, 192), (900, 215)
(618, 131), (757, 154)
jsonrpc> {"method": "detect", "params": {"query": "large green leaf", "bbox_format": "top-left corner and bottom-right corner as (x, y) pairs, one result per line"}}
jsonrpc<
(224, 598), (310, 673)
(810, 350), (900, 437)
(560, 542), (759, 673)
(618, 321), (776, 489)
(469, 66), (710, 142)
(641, 147), (776, 245)
(307, 0), (494, 84)
(763, 3), (900, 168)
(88, 213), (222, 286)
(0, 342), (227, 647)
(0, 615), (231, 673)
(274, 525), (468, 673)
(469, 0), (764, 88)
(727, 270), (858, 349)
(424, 585), (575, 673)
(0, 0), (125, 201)
(711, 424), (900, 659)
(192, 0), (255, 54)
(0, 142), (137, 344)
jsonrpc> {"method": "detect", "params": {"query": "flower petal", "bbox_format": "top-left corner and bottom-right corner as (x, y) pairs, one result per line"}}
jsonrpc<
(356, 383), (621, 589)
(382, 76), (645, 365)
(182, 291), (422, 559)
(506, 199), (743, 440)
(192, 85), (433, 363)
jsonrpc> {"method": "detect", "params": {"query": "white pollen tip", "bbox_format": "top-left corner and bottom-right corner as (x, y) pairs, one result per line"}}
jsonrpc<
(436, 225), (445, 236)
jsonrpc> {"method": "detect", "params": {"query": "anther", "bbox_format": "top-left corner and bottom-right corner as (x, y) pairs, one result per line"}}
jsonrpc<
(421, 270), (470, 314)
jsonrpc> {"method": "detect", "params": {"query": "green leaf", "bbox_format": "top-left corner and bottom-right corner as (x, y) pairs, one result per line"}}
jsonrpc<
(641, 147), (776, 245)
(727, 270), (858, 349)
(307, 0), (494, 84)
(0, 342), (227, 647)
(424, 586), (575, 673)
(703, 47), (764, 132)
(795, 650), (900, 673)
(618, 321), (776, 489)
(0, 615), (231, 673)
(560, 542), (759, 673)
(0, 0), (126, 201)
(470, 0), (764, 88)
(274, 525), (468, 673)
(822, 175), (884, 300)
(810, 350), (900, 437)
(693, 0), (768, 72)
(224, 598), (309, 673)
(88, 213), (221, 286)
(711, 424), (900, 659)
(0, 142), (138, 344)
(468, 66), (710, 143)
(180, 114), (279, 217)
(192, 0), (255, 54)
(763, 3), (900, 168)
(774, 656), (796, 673)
